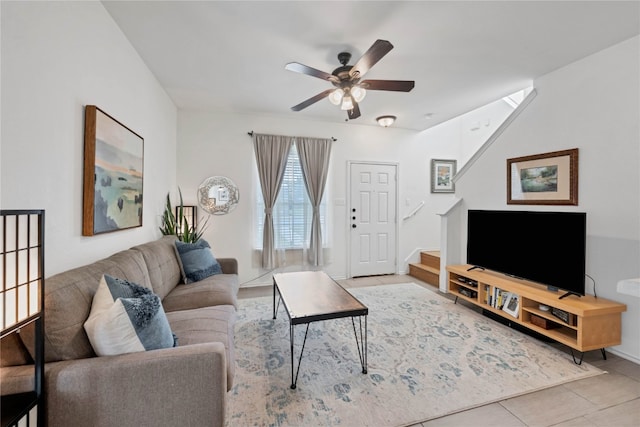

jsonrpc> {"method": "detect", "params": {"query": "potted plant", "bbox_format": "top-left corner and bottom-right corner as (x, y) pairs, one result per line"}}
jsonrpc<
(159, 188), (208, 243)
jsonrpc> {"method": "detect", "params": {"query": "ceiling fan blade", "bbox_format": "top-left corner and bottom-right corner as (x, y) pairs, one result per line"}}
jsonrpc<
(291, 89), (334, 111)
(347, 101), (361, 120)
(285, 62), (339, 83)
(360, 79), (415, 92)
(349, 39), (394, 79)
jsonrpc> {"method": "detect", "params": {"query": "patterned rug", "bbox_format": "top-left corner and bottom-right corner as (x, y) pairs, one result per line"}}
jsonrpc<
(226, 283), (603, 426)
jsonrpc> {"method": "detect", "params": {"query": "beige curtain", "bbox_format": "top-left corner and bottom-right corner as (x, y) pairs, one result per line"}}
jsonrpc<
(295, 137), (332, 266)
(253, 133), (293, 268)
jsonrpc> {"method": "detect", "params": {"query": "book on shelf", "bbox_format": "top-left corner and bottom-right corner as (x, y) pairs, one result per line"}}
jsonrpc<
(502, 292), (520, 318)
(491, 287), (508, 309)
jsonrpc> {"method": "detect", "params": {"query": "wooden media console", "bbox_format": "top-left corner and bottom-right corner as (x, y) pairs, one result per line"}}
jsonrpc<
(447, 264), (627, 363)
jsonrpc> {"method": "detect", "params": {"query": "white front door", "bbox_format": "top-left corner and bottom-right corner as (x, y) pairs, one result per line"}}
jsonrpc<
(349, 162), (398, 277)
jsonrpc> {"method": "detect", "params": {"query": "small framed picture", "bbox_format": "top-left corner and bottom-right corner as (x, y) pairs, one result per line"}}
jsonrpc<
(502, 293), (520, 319)
(431, 159), (457, 193)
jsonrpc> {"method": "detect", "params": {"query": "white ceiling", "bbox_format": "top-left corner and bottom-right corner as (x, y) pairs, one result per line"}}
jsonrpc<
(102, 1), (640, 131)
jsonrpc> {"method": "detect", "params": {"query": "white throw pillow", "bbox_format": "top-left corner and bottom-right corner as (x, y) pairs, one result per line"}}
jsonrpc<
(84, 274), (176, 357)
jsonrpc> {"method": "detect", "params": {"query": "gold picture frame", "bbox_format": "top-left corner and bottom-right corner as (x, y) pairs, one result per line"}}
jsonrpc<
(507, 148), (578, 205)
(83, 105), (144, 235)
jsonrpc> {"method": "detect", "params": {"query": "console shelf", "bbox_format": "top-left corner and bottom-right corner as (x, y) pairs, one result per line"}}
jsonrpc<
(447, 265), (626, 354)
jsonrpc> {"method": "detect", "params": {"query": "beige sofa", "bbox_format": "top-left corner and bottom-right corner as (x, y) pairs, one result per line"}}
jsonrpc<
(1, 235), (239, 427)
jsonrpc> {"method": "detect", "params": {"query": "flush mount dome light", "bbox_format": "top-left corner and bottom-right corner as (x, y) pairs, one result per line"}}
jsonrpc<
(376, 115), (396, 127)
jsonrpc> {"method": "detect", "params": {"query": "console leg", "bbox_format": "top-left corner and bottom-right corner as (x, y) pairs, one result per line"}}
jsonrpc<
(569, 348), (585, 365)
(600, 348), (607, 360)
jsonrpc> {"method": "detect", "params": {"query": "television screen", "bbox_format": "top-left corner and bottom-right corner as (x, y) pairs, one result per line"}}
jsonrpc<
(466, 210), (586, 296)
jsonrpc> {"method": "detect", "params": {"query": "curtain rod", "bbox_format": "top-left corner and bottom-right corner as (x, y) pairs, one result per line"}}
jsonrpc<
(247, 131), (336, 142)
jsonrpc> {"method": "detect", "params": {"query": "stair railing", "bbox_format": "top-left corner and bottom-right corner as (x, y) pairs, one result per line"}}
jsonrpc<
(402, 201), (425, 221)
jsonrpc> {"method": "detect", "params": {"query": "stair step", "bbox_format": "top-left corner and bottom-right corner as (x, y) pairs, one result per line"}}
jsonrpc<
(420, 251), (440, 270)
(408, 263), (439, 286)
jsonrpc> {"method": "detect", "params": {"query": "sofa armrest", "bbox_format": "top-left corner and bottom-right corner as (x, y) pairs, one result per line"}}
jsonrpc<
(217, 258), (238, 275)
(45, 343), (227, 427)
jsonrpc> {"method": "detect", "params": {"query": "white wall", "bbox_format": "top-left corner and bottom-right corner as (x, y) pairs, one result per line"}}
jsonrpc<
(1, 1), (177, 275)
(455, 36), (640, 362)
(0, 1), (3, 204)
(176, 97), (515, 285)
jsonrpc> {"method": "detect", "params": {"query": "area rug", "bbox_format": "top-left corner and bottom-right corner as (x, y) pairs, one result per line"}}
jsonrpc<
(226, 283), (603, 426)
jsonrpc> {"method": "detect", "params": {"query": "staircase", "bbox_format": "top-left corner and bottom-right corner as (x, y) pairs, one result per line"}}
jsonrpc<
(408, 251), (440, 286)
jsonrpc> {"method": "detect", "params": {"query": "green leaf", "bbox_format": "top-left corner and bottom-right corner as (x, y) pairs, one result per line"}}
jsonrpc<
(160, 187), (209, 243)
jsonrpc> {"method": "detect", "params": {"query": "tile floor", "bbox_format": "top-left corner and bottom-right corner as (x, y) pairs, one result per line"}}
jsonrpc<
(238, 274), (640, 427)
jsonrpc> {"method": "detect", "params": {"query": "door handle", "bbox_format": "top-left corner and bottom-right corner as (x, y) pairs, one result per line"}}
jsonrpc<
(352, 224), (357, 228)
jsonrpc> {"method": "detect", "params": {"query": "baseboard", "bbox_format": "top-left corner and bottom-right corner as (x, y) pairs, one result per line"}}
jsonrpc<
(606, 348), (640, 365)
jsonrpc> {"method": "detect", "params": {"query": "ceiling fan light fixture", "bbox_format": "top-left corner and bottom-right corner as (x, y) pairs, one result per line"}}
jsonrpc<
(377, 115), (396, 127)
(351, 86), (366, 102)
(341, 95), (354, 111)
(286, 40), (414, 121)
(328, 88), (344, 105)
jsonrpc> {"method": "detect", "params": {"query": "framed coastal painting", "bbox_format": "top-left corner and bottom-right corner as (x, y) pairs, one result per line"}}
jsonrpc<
(82, 105), (144, 236)
(507, 148), (578, 205)
(430, 159), (457, 193)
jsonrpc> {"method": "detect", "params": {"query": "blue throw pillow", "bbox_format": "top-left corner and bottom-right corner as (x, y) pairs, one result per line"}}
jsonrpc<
(174, 239), (222, 284)
(84, 274), (177, 356)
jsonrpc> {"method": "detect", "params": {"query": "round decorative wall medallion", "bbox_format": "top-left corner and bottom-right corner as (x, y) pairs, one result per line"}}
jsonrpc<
(197, 176), (240, 215)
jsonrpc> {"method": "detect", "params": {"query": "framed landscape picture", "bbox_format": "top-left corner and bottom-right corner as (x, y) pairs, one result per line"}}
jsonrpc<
(83, 105), (144, 236)
(431, 159), (457, 193)
(507, 148), (578, 205)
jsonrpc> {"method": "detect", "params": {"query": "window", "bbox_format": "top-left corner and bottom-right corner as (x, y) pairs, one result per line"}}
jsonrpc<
(255, 144), (327, 249)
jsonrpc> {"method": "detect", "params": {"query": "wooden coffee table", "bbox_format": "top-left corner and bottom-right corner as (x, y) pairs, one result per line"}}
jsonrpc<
(273, 271), (368, 389)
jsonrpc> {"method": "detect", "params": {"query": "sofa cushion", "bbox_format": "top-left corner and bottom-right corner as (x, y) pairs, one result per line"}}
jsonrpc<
(0, 364), (36, 396)
(131, 235), (182, 300)
(217, 258), (238, 275)
(174, 239), (222, 284)
(166, 305), (236, 390)
(0, 333), (33, 367)
(162, 274), (239, 312)
(20, 249), (153, 362)
(84, 275), (176, 356)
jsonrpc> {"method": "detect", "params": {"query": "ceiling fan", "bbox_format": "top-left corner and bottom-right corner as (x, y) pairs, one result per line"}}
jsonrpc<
(285, 39), (415, 120)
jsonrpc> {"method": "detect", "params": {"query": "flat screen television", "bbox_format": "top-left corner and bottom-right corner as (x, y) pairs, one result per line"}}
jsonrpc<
(466, 210), (586, 298)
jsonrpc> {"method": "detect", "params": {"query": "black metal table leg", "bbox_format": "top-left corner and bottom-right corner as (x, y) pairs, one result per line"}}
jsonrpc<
(290, 323), (294, 388)
(290, 323), (310, 389)
(351, 315), (368, 374)
(273, 281), (282, 320)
